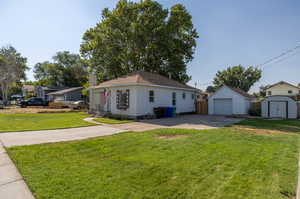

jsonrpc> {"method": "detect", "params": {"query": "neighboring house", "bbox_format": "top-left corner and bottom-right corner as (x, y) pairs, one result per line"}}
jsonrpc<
(208, 85), (254, 115)
(266, 81), (300, 96)
(22, 85), (35, 97)
(35, 86), (62, 101)
(89, 71), (198, 119)
(47, 87), (84, 102)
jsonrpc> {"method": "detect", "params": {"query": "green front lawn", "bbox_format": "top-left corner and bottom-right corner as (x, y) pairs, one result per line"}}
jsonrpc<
(8, 121), (300, 199)
(0, 112), (94, 132)
(237, 119), (300, 133)
(93, 117), (134, 124)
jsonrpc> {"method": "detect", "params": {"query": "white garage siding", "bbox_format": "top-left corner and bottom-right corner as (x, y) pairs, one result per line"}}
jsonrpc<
(261, 96), (298, 119)
(208, 86), (252, 115)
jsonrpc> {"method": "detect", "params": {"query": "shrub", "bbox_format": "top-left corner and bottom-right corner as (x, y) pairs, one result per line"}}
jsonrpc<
(248, 107), (261, 116)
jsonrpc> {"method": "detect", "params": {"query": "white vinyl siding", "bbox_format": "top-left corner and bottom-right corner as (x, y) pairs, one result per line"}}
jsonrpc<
(208, 86), (252, 115)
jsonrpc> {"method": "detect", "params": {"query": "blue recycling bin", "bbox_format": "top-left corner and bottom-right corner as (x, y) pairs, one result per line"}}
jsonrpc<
(167, 107), (173, 117)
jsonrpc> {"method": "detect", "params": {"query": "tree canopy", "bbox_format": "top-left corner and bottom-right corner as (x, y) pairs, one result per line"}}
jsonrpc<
(80, 0), (198, 83)
(213, 65), (262, 92)
(34, 51), (88, 87)
(0, 45), (28, 102)
(205, 86), (215, 93)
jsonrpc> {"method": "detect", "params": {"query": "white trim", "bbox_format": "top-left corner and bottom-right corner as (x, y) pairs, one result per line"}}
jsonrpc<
(90, 83), (197, 92)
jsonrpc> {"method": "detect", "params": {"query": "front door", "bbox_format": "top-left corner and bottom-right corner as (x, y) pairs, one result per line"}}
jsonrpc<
(270, 101), (286, 118)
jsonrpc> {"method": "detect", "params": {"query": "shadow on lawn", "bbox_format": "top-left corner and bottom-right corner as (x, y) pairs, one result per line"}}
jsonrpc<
(236, 119), (300, 134)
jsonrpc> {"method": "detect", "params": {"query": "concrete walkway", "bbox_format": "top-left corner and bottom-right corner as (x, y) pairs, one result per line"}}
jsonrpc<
(0, 143), (35, 199)
(0, 126), (124, 147)
(86, 115), (244, 132)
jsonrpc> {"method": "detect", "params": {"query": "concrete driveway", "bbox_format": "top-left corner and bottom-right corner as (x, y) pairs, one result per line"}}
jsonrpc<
(0, 115), (242, 147)
(0, 126), (124, 147)
(109, 115), (244, 132)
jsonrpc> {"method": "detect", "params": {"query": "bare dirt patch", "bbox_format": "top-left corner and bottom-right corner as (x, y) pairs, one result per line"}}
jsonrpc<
(157, 134), (189, 140)
(0, 107), (79, 114)
(234, 126), (291, 136)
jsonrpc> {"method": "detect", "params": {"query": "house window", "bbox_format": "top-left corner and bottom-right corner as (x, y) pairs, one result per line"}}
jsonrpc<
(288, 90), (293, 94)
(267, 91), (272, 95)
(149, 90), (154, 102)
(191, 93), (195, 100)
(172, 92), (176, 106)
(116, 89), (130, 110)
(182, 93), (186, 100)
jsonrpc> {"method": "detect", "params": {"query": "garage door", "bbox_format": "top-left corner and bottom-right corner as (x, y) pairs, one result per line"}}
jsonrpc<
(269, 101), (287, 118)
(213, 99), (233, 115)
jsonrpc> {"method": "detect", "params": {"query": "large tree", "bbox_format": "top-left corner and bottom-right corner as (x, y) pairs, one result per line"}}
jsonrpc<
(34, 51), (88, 87)
(213, 65), (262, 92)
(80, 0), (198, 83)
(0, 45), (28, 102)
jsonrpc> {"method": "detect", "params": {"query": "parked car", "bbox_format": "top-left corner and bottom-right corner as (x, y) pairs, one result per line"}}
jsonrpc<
(20, 98), (49, 108)
(0, 100), (4, 109)
(69, 100), (88, 110)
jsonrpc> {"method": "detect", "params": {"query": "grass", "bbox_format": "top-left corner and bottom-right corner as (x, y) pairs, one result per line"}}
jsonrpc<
(8, 120), (300, 199)
(93, 117), (134, 124)
(0, 112), (94, 132)
(237, 119), (300, 133)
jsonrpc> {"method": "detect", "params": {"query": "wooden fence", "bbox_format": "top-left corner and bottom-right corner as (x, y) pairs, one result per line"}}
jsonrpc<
(196, 100), (208, 115)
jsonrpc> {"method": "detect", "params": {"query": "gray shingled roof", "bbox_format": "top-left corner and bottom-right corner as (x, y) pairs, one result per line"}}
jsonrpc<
(94, 71), (196, 90)
(47, 87), (83, 95)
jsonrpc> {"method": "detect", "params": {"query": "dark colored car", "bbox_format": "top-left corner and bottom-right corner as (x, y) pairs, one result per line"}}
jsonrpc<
(20, 98), (49, 108)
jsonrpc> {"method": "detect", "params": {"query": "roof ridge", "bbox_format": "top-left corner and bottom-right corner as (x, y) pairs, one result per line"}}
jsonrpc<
(268, 81), (300, 90)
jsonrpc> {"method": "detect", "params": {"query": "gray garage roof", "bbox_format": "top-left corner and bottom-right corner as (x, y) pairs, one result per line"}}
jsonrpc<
(47, 87), (83, 95)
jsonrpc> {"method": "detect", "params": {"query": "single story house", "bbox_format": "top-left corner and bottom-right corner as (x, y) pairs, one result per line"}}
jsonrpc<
(266, 81), (300, 96)
(47, 87), (84, 102)
(36, 86), (63, 101)
(89, 71), (198, 119)
(208, 85), (254, 115)
(261, 96), (298, 119)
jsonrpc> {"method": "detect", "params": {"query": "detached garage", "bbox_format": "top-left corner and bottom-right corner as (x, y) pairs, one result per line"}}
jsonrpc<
(261, 96), (298, 119)
(208, 85), (254, 115)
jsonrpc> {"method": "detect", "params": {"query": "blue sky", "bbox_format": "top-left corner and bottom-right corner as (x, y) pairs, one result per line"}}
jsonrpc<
(0, 0), (299, 92)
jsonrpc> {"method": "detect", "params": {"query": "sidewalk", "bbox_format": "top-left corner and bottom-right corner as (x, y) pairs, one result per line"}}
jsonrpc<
(0, 143), (35, 199)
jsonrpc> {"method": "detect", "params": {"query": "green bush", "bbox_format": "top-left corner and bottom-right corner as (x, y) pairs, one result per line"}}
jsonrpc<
(248, 107), (261, 116)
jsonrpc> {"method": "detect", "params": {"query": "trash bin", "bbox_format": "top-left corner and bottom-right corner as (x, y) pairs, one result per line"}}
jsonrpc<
(167, 107), (173, 117)
(153, 107), (163, 118)
(164, 107), (169, 118)
(172, 107), (176, 117)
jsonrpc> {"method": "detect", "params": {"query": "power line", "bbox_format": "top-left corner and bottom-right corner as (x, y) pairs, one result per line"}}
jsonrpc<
(261, 50), (300, 70)
(257, 44), (300, 68)
(195, 44), (300, 88)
